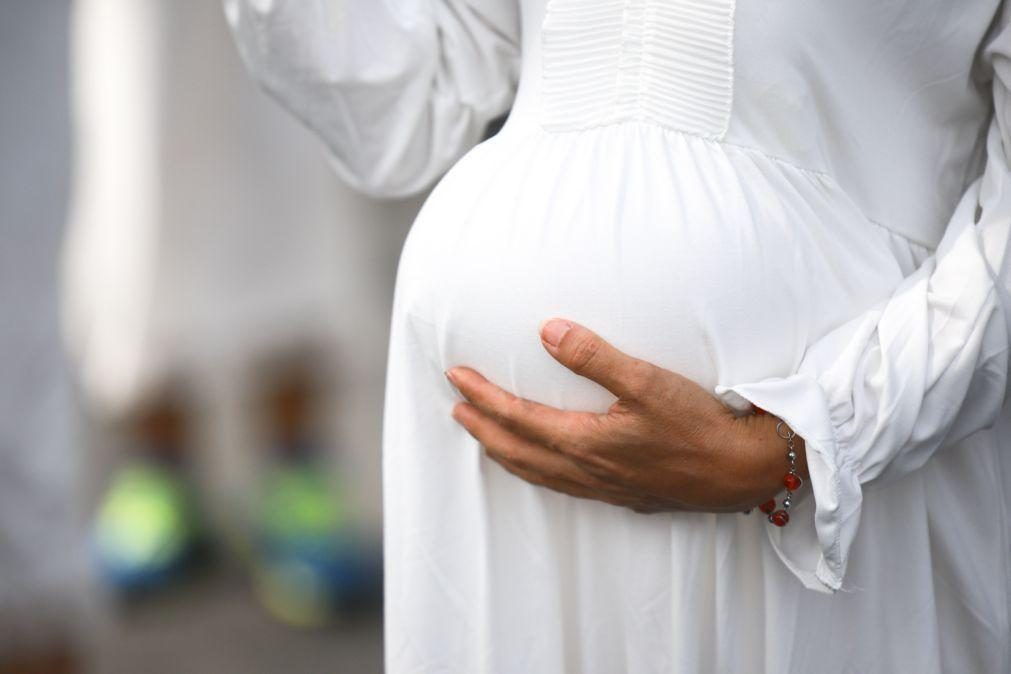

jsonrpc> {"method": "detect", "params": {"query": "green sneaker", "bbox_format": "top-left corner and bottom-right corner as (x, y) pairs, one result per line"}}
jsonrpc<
(92, 462), (203, 593)
(252, 460), (379, 627)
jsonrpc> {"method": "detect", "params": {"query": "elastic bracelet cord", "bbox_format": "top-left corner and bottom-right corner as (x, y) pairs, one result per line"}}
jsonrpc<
(742, 406), (803, 527)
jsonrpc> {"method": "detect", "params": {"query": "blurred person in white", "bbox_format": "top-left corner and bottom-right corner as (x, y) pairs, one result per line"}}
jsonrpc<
(63, 0), (418, 624)
(0, 1), (86, 671)
(229, 1), (1011, 672)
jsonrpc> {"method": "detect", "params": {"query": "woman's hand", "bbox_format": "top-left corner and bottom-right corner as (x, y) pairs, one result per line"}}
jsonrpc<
(447, 319), (809, 514)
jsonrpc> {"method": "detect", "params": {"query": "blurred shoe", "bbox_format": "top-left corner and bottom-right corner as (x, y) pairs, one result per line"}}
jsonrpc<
(251, 459), (379, 628)
(92, 461), (203, 593)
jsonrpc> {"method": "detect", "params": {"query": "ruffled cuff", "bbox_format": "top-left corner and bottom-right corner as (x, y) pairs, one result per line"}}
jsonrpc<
(715, 373), (862, 594)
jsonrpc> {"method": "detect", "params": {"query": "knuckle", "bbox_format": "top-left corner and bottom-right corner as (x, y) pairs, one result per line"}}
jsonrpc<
(489, 399), (516, 427)
(566, 335), (603, 375)
(578, 450), (617, 477)
(494, 444), (522, 467)
(625, 361), (658, 397)
(557, 439), (591, 462)
(576, 413), (609, 442)
(513, 397), (538, 422)
(546, 438), (568, 455)
(497, 394), (531, 429)
(549, 433), (579, 456)
(549, 422), (588, 456)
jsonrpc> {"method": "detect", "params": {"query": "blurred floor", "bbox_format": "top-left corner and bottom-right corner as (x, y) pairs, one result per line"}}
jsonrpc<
(89, 563), (382, 674)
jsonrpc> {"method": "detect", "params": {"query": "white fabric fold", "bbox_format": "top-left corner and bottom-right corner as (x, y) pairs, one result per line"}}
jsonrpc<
(224, 0), (521, 198)
(717, 5), (1011, 594)
(718, 376), (848, 594)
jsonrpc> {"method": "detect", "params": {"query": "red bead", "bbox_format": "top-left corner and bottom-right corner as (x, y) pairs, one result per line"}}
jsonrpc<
(783, 473), (803, 491)
(753, 405), (768, 416)
(770, 510), (790, 527)
(759, 499), (776, 514)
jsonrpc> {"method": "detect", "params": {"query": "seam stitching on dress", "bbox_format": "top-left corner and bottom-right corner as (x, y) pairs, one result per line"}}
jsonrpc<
(720, 0), (737, 141)
(637, 1), (648, 126)
(540, 0), (734, 138)
(538, 117), (831, 177)
(830, 435), (846, 572)
(861, 215), (939, 252)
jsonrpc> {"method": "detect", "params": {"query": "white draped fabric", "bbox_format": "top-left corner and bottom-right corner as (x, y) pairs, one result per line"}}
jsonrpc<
(228, 1), (1011, 671)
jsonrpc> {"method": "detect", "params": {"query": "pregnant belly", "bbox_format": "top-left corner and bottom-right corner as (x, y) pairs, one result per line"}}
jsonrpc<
(395, 124), (904, 412)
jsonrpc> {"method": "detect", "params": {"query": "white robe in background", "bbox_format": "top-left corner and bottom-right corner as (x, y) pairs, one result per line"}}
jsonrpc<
(227, 1), (1011, 671)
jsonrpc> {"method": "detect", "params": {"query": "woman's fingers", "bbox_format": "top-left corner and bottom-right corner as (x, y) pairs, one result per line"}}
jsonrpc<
(488, 453), (643, 509)
(539, 319), (659, 401)
(446, 321), (764, 514)
(445, 366), (655, 483)
(451, 401), (644, 506)
(446, 367), (603, 453)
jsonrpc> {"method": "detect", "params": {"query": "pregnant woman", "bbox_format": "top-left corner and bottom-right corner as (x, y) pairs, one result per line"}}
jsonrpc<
(227, 1), (1011, 671)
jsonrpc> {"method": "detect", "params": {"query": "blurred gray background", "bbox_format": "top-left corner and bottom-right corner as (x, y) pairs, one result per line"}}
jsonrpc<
(1, 1), (427, 671)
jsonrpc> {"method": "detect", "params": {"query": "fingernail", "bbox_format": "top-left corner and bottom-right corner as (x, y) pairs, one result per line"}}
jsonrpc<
(540, 319), (572, 348)
(445, 369), (458, 388)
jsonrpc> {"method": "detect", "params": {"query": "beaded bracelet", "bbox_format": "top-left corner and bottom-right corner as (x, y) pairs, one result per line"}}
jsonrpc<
(742, 407), (803, 527)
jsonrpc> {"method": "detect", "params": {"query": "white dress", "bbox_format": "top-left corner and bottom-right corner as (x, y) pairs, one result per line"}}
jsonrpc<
(227, 1), (1011, 671)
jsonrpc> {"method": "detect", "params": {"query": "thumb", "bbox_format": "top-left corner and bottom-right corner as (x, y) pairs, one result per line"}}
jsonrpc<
(539, 318), (650, 399)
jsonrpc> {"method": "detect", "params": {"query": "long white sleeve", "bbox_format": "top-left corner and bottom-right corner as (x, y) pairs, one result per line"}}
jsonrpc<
(224, 0), (520, 198)
(716, 5), (1011, 594)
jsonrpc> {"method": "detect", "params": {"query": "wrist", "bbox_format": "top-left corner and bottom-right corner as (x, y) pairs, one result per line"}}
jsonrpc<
(732, 412), (809, 503)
